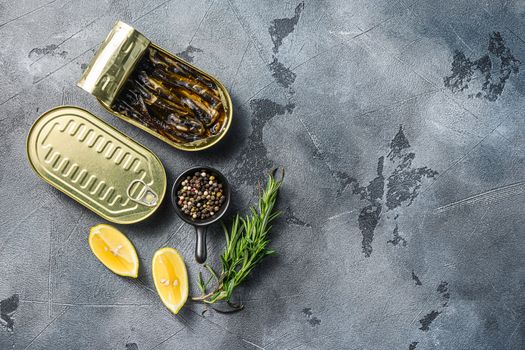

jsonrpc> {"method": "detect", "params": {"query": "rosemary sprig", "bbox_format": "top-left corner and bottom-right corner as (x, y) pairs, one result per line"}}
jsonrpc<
(192, 169), (284, 307)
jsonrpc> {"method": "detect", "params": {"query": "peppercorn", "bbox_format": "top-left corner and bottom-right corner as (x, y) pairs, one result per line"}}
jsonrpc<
(177, 169), (226, 221)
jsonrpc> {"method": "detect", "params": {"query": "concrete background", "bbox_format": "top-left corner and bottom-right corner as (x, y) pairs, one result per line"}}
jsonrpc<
(1, 0), (524, 349)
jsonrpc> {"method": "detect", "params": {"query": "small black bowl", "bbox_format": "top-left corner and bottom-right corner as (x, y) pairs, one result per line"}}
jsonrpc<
(171, 166), (231, 264)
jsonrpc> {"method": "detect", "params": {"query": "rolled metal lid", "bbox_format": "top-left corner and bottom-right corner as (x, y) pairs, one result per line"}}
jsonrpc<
(77, 21), (150, 107)
(27, 106), (166, 224)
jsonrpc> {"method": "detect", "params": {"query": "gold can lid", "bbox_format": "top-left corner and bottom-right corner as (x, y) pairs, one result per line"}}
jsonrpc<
(77, 21), (150, 107)
(27, 106), (166, 224)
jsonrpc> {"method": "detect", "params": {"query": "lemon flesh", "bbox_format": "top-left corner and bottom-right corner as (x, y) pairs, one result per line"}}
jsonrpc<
(152, 247), (189, 314)
(88, 224), (139, 278)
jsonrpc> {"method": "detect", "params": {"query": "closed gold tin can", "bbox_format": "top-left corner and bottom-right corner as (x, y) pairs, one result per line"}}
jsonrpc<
(27, 106), (167, 224)
(78, 21), (232, 151)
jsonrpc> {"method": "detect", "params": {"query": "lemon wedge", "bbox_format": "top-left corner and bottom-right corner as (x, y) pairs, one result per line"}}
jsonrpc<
(152, 247), (189, 314)
(88, 224), (139, 278)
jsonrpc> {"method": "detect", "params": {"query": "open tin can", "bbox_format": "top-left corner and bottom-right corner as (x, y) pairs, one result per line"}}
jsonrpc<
(78, 21), (232, 151)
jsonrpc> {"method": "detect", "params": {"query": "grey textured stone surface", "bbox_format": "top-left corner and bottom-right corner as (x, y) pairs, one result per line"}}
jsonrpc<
(1, 0), (524, 349)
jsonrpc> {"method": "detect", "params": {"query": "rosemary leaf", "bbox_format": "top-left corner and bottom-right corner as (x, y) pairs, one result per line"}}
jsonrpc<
(197, 272), (206, 294)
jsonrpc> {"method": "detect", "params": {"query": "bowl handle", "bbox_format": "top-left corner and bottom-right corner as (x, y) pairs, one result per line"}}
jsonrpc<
(195, 226), (207, 264)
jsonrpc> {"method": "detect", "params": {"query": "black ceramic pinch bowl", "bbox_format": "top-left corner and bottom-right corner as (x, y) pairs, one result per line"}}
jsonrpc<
(171, 166), (231, 264)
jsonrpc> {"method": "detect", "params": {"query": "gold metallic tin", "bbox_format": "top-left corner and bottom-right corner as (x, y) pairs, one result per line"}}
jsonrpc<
(78, 21), (232, 152)
(77, 21), (150, 107)
(27, 106), (167, 224)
